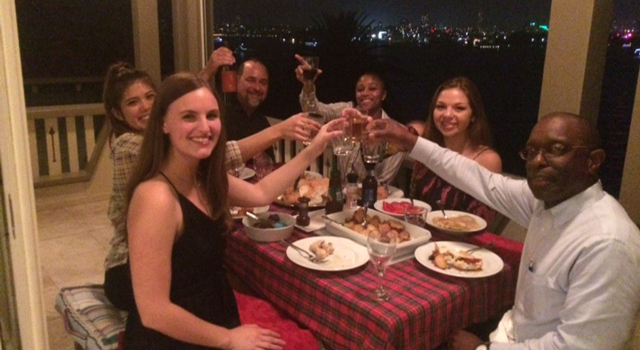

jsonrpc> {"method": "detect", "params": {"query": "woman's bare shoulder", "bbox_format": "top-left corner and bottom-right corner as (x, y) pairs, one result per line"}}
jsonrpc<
(131, 176), (178, 209)
(475, 147), (502, 173)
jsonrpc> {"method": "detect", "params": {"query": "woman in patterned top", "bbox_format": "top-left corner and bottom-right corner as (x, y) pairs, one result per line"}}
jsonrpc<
(410, 77), (502, 226)
(101, 62), (314, 311)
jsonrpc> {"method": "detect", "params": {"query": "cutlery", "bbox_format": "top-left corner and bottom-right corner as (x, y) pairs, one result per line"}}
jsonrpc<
(436, 200), (448, 219)
(361, 203), (369, 228)
(281, 239), (327, 263)
(465, 242), (495, 254)
(245, 211), (277, 227)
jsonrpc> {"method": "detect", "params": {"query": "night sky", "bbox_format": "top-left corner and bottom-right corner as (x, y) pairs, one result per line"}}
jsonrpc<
(215, 0), (639, 30)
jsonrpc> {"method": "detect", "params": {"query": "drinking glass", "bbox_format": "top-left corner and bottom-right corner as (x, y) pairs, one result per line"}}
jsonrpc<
(367, 232), (397, 301)
(350, 107), (368, 144)
(302, 56), (319, 81)
(302, 112), (325, 146)
(253, 152), (273, 180)
(329, 120), (356, 156)
(360, 128), (387, 165)
(230, 163), (246, 178)
(404, 205), (428, 227)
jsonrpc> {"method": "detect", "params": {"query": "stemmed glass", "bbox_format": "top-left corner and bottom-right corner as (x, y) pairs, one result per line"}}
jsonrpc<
(253, 152), (273, 180)
(301, 99), (325, 146)
(230, 163), (246, 178)
(360, 123), (387, 165)
(367, 232), (397, 301)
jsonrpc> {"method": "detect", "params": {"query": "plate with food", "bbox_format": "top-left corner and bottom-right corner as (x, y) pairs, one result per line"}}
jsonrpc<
(426, 210), (487, 234)
(414, 241), (503, 278)
(285, 236), (369, 271)
(323, 207), (431, 259)
(230, 205), (269, 220)
(373, 198), (431, 218)
(275, 171), (328, 208)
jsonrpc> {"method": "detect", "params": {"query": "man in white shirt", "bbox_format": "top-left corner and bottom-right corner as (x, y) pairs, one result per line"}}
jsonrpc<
(369, 112), (640, 350)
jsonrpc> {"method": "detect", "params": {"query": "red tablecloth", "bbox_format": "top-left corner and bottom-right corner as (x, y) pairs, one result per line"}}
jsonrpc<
(225, 212), (523, 349)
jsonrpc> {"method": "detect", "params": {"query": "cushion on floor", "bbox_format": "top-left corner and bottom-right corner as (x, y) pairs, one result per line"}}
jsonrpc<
(54, 284), (126, 350)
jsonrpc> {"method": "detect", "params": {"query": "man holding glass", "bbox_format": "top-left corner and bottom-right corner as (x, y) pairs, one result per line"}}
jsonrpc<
(368, 112), (640, 350)
(200, 48), (322, 161)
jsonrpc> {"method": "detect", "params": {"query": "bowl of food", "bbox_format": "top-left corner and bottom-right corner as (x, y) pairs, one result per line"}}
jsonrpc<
(242, 211), (295, 242)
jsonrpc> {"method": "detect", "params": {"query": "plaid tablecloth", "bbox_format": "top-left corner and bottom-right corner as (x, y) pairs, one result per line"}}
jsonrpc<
(225, 217), (522, 350)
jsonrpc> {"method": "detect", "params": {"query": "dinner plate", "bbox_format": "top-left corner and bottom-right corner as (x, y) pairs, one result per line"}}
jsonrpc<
(426, 210), (487, 235)
(230, 205), (269, 220)
(239, 167), (256, 180)
(414, 241), (503, 278)
(286, 236), (369, 271)
(373, 198), (431, 218)
(274, 171), (326, 208)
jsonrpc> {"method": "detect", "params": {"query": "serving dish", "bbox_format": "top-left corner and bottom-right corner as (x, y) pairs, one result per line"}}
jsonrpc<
(323, 207), (432, 259)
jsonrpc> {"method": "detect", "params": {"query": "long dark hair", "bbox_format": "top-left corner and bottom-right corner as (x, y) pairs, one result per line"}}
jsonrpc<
(124, 72), (233, 232)
(103, 62), (156, 139)
(424, 76), (493, 148)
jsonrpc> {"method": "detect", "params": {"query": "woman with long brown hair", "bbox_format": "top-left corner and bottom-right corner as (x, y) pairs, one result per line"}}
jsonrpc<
(121, 72), (342, 348)
(411, 76), (502, 224)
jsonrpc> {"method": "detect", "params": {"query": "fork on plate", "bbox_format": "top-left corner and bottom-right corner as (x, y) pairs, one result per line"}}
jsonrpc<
(281, 240), (327, 263)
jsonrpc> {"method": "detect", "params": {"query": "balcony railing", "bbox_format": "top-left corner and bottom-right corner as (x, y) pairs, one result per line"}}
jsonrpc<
(26, 103), (107, 188)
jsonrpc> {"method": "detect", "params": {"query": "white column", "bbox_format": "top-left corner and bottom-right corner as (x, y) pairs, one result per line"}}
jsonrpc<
(619, 72), (640, 224)
(539, 0), (614, 122)
(131, 0), (161, 83)
(172, 0), (207, 74)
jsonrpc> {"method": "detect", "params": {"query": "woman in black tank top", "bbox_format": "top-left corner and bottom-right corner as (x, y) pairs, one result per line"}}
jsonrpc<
(120, 72), (344, 349)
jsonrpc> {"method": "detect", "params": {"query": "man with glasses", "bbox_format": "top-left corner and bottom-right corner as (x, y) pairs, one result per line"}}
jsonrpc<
(369, 112), (640, 350)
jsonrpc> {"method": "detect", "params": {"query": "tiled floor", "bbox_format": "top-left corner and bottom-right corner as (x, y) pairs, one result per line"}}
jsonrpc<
(38, 198), (112, 349)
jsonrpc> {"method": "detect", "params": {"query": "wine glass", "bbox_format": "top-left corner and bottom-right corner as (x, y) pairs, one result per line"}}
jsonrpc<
(253, 152), (273, 180)
(360, 124), (387, 165)
(302, 56), (319, 82)
(404, 205), (428, 227)
(367, 232), (397, 301)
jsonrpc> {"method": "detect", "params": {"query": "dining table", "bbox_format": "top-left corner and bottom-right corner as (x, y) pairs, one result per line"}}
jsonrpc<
(224, 203), (524, 350)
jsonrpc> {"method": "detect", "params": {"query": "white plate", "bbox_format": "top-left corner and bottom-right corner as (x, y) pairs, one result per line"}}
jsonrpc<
(286, 236), (369, 271)
(230, 205), (269, 220)
(414, 241), (503, 278)
(239, 167), (255, 180)
(426, 210), (487, 235)
(323, 208), (431, 259)
(373, 198), (432, 218)
(294, 209), (326, 232)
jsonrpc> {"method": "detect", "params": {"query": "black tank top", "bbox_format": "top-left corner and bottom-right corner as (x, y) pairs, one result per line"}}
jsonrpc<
(124, 172), (240, 349)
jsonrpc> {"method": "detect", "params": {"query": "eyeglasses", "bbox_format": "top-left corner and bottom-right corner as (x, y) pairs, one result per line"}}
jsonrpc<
(519, 144), (591, 161)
